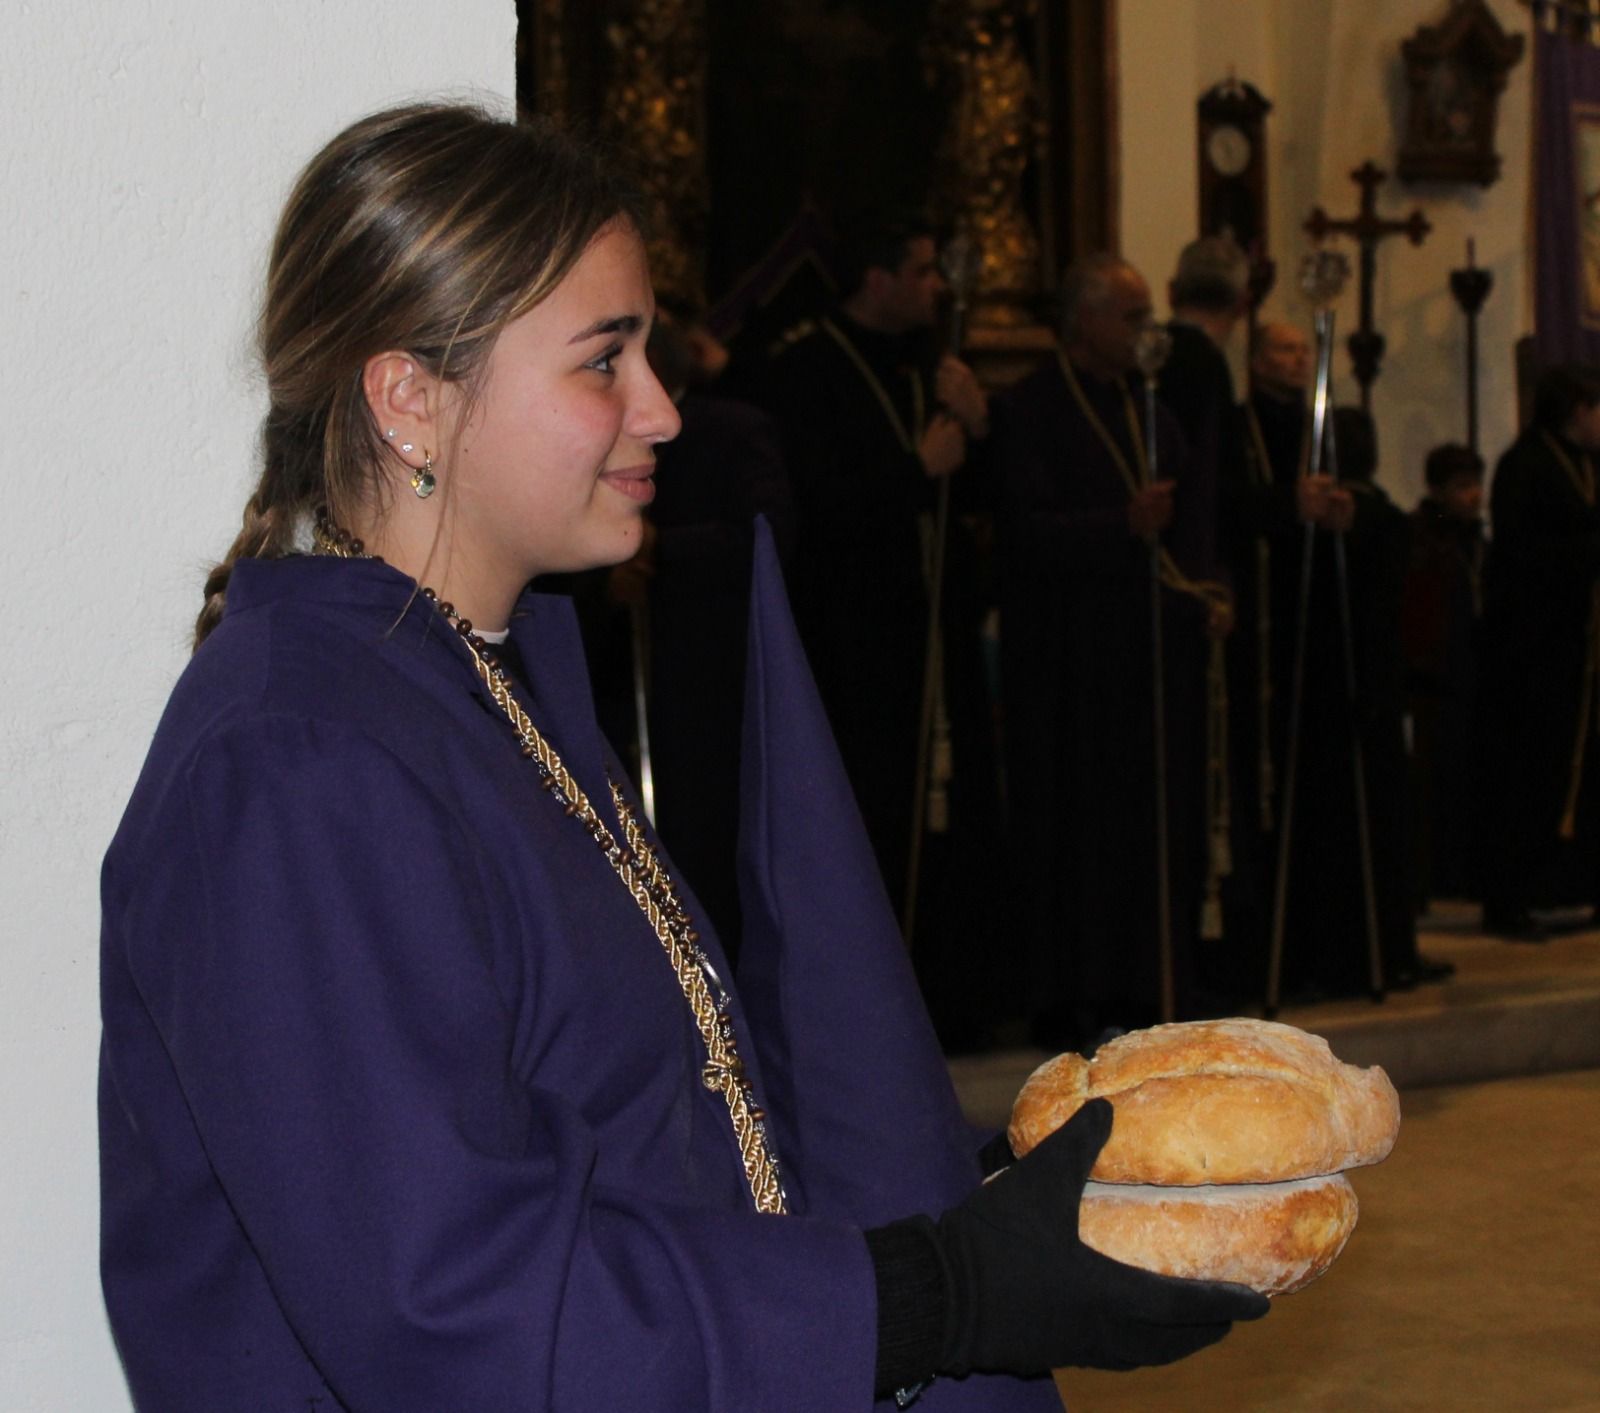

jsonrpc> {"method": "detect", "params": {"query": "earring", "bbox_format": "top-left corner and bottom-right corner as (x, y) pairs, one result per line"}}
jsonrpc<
(411, 450), (437, 499)
(385, 428), (397, 440)
(401, 442), (414, 454)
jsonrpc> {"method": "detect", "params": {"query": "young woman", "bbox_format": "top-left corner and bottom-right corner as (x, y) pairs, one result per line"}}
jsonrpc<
(99, 104), (1264, 1411)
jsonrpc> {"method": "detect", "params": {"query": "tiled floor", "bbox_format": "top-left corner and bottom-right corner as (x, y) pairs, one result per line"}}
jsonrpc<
(1050, 1068), (1600, 1412)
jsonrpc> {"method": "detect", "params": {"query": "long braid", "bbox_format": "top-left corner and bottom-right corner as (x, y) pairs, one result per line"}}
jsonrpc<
(192, 405), (327, 649)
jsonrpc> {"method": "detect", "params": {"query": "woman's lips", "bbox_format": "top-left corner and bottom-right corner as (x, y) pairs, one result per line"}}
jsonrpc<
(599, 464), (656, 504)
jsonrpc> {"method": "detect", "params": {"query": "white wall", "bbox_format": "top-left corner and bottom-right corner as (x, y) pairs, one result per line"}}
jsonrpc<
(1121, 0), (1533, 507)
(0, 6), (514, 1408)
(1116, 0), (1202, 292)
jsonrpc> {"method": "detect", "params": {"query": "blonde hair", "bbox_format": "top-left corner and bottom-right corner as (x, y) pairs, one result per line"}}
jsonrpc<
(194, 102), (644, 648)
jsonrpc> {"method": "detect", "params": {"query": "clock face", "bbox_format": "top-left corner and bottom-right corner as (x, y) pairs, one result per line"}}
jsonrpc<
(1207, 124), (1253, 178)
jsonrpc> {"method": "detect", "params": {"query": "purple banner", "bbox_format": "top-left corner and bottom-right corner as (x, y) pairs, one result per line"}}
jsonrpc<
(1536, 29), (1600, 364)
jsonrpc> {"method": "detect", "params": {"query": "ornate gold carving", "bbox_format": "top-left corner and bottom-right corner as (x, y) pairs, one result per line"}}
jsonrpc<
(530, 0), (567, 119)
(600, 0), (709, 311)
(924, 0), (1043, 327)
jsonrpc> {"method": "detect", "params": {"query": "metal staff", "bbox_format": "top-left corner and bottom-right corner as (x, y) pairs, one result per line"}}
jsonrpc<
(1134, 322), (1176, 1021)
(1266, 250), (1384, 1014)
(1327, 437), (1386, 1004)
(903, 233), (980, 942)
(629, 598), (657, 825)
(1267, 256), (1338, 1015)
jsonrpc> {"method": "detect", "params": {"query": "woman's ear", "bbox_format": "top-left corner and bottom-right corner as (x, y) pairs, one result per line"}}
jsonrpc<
(361, 352), (444, 469)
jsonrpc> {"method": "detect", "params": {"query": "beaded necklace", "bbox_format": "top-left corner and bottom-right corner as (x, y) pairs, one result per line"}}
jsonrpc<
(313, 512), (787, 1215)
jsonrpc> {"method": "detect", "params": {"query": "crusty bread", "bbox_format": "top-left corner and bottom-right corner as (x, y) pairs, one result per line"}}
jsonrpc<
(1009, 1018), (1400, 1185)
(1078, 1172), (1358, 1296)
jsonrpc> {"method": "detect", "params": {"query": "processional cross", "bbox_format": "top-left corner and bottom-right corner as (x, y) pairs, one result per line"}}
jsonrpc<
(1304, 161), (1431, 411)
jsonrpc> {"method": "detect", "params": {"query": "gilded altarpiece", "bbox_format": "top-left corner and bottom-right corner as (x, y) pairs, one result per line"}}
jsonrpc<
(516, 0), (1113, 377)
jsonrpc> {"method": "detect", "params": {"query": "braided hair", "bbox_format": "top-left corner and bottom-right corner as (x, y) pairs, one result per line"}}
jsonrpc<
(195, 103), (644, 648)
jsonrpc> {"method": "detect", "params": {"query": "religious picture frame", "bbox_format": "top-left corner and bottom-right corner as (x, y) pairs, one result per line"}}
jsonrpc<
(1396, 0), (1525, 188)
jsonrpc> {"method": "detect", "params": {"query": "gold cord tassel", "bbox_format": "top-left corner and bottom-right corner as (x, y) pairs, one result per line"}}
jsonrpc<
(1256, 538), (1275, 832)
(1200, 638), (1233, 942)
(1559, 584), (1600, 841)
(926, 667), (953, 835)
(1059, 353), (1237, 936)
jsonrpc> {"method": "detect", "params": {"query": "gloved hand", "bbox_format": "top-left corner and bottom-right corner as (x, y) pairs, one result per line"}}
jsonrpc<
(936, 1098), (1269, 1377)
(976, 1031), (1124, 1179)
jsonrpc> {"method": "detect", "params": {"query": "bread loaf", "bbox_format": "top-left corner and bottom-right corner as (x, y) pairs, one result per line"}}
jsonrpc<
(1009, 1018), (1399, 1186)
(1078, 1172), (1358, 1296)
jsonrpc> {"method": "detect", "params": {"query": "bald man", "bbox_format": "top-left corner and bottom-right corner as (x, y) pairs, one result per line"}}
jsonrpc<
(992, 254), (1219, 1047)
(1242, 324), (1353, 531)
(1229, 320), (1423, 1000)
(1162, 237), (1249, 533)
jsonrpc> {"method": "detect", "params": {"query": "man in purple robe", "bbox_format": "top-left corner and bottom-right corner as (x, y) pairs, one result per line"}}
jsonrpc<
(760, 215), (1005, 1044)
(993, 255), (1223, 1048)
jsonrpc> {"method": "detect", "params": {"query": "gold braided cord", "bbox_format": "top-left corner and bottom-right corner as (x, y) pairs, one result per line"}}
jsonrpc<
(611, 788), (787, 1215)
(1054, 352), (1234, 921)
(819, 317), (926, 454)
(312, 517), (786, 1215)
(1560, 618), (1598, 843)
(463, 641), (788, 1215)
(1540, 429), (1598, 505)
(1254, 537), (1275, 831)
(1243, 401), (1323, 833)
(821, 316), (954, 836)
(1539, 432), (1600, 841)
(1243, 399), (1313, 491)
(1199, 636), (1233, 942)
(1243, 403), (1305, 833)
(1054, 352), (1235, 614)
(1165, 386), (1232, 936)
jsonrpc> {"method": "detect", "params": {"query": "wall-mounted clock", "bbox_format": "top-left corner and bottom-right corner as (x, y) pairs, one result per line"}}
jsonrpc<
(1197, 78), (1272, 251)
(1206, 123), (1253, 179)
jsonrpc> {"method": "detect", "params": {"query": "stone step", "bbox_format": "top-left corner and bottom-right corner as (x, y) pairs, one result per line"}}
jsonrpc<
(947, 912), (1600, 1130)
(1287, 940), (1600, 1090)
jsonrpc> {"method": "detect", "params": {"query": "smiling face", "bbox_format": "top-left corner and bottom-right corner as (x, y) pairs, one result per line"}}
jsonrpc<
(447, 221), (681, 587)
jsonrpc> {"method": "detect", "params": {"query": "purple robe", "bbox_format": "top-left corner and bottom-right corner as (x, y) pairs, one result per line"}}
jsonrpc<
(994, 359), (1211, 1035)
(99, 526), (1059, 1411)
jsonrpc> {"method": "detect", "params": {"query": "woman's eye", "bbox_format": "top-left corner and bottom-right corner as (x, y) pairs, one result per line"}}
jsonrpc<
(587, 344), (622, 375)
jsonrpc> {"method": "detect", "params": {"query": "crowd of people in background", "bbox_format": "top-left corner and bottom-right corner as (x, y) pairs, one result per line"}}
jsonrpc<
(576, 215), (1600, 1055)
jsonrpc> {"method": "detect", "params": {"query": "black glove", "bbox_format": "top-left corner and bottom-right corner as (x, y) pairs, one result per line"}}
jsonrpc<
(941, 1098), (1269, 1375)
(974, 1032), (1121, 1179)
(868, 1099), (1269, 1394)
(975, 1130), (1016, 1178)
